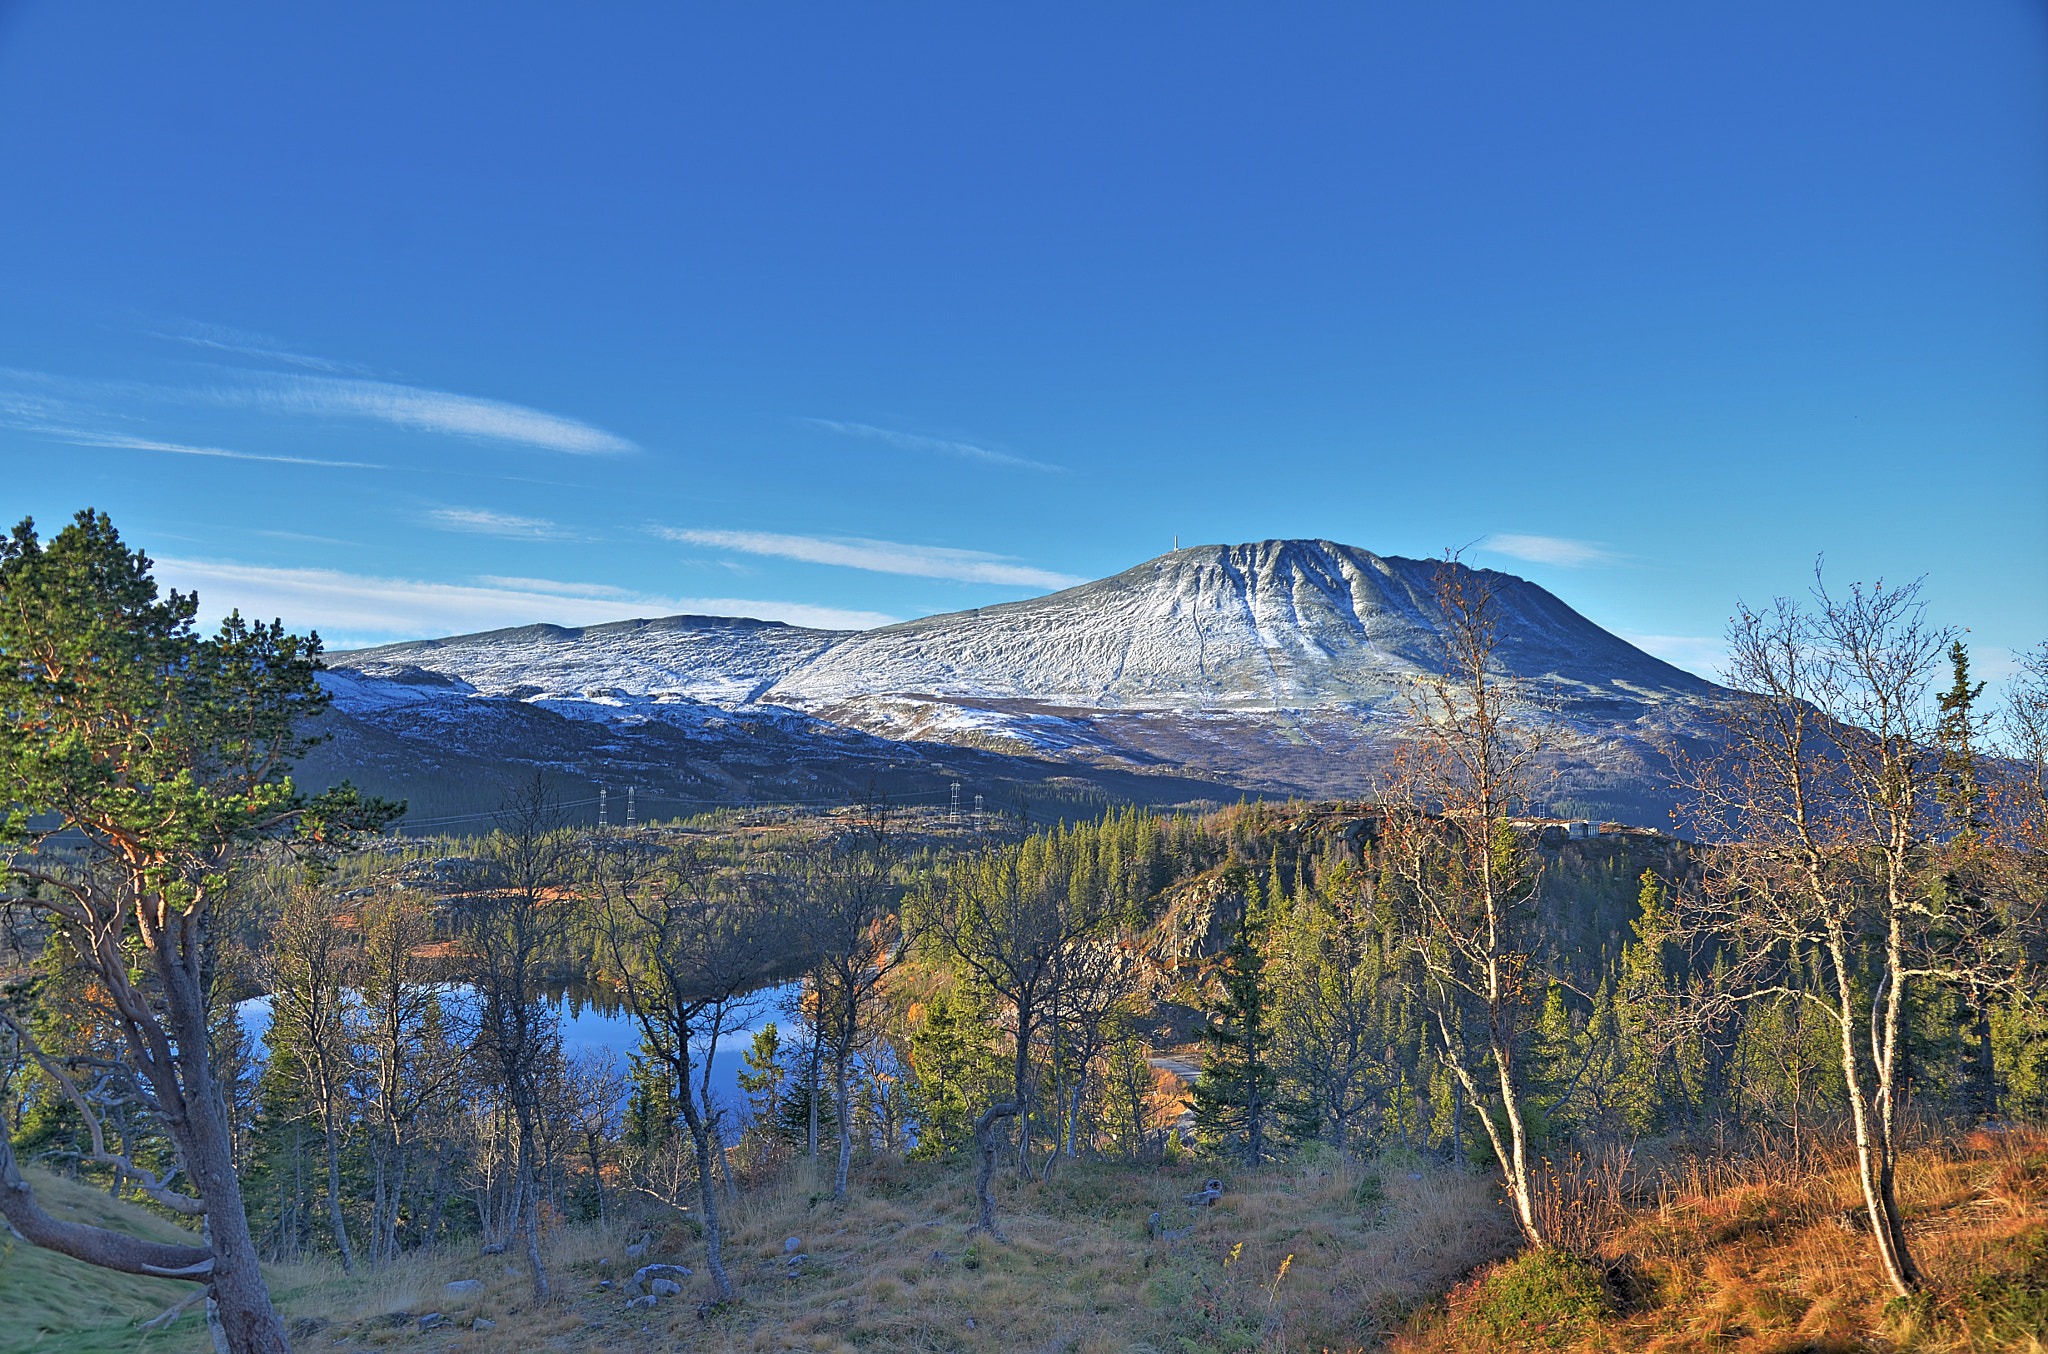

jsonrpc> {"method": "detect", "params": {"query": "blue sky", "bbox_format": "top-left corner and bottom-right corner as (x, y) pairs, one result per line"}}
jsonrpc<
(1, 2), (2042, 683)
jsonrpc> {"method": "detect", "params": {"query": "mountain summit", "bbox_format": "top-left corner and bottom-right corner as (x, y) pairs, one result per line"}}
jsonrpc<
(320, 540), (1726, 822)
(765, 539), (1712, 710)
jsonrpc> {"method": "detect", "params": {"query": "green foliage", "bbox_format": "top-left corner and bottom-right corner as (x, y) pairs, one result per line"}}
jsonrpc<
(1467, 1248), (1611, 1346)
(737, 1022), (786, 1127)
(906, 989), (976, 1157)
(1191, 866), (1278, 1162)
(1946, 1224), (2048, 1346)
(0, 509), (400, 869)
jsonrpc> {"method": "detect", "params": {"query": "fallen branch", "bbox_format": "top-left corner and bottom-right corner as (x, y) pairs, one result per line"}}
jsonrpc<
(138, 1285), (211, 1330)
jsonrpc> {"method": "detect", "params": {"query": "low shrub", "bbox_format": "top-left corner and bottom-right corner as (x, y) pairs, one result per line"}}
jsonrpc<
(1467, 1248), (1610, 1347)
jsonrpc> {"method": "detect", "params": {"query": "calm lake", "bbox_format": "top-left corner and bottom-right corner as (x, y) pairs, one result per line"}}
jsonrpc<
(236, 980), (803, 1123)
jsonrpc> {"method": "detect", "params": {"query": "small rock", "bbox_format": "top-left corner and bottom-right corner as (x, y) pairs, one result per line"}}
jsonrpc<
(470, 1319), (494, 1332)
(783, 1235), (804, 1254)
(1407, 1172), (1423, 1180)
(786, 1254), (807, 1267)
(443, 1280), (484, 1298)
(479, 1242), (507, 1256)
(966, 1317), (977, 1329)
(595, 1279), (613, 1291)
(596, 1257), (612, 1269)
(649, 1279), (682, 1298)
(624, 1294), (657, 1311)
(503, 1266), (522, 1278)
(415, 1313), (446, 1334)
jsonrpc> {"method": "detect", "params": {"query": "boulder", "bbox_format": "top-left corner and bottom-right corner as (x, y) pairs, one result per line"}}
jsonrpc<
(416, 1313), (446, 1334)
(472, 1319), (495, 1332)
(634, 1263), (693, 1290)
(443, 1280), (484, 1298)
(480, 1242), (507, 1256)
(783, 1235), (803, 1254)
(625, 1294), (657, 1311)
(649, 1279), (682, 1298)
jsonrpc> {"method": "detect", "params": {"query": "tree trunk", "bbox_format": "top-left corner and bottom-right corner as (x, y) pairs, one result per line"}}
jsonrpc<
(676, 1079), (733, 1301)
(833, 1055), (853, 1202)
(970, 1102), (1019, 1240)
(322, 1116), (355, 1274)
(585, 1133), (607, 1227)
(515, 1110), (550, 1303)
(1827, 936), (1916, 1297)
(1012, 994), (1035, 1180)
(424, 1145), (450, 1251)
(1493, 1042), (1541, 1246)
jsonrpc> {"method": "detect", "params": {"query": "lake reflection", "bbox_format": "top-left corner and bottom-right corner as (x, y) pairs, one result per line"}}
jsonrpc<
(237, 979), (802, 1122)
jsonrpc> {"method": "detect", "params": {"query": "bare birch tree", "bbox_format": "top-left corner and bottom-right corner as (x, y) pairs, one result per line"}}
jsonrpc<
(265, 881), (361, 1272)
(457, 775), (574, 1303)
(1675, 571), (2026, 1296)
(1382, 553), (1552, 1248)
(805, 797), (909, 1202)
(593, 841), (792, 1302)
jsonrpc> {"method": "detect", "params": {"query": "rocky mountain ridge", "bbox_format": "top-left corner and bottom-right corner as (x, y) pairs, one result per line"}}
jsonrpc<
(314, 540), (1729, 824)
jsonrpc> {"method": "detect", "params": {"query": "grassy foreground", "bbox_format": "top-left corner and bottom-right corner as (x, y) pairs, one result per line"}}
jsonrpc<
(277, 1150), (1514, 1353)
(0, 1170), (211, 1354)
(9, 1149), (1506, 1354)
(1392, 1126), (2048, 1354)
(10, 1128), (2040, 1353)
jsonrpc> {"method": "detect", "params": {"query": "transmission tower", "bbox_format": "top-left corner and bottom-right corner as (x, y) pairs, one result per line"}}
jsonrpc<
(598, 785), (608, 829)
(627, 785), (636, 829)
(950, 782), (960, 822)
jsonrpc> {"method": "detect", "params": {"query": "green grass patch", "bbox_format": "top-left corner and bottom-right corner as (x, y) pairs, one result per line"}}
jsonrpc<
(0, 1171), (210, 1354)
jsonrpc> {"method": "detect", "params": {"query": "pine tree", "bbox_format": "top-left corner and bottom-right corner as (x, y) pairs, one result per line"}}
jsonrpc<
(907, 990), (975, 1157)
(736, 1022), (786, 1130)
(1936, 640), (1988, 842)
(1614, 870), (1682, 1133)
(1191, 867), (1279, 1162)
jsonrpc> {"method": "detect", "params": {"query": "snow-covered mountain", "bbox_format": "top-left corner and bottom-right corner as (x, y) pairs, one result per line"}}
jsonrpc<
(315, 541), (1728, 824)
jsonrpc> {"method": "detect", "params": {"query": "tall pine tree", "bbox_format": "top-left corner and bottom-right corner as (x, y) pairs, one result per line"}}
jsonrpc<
(1192, 866), (1279, 1162)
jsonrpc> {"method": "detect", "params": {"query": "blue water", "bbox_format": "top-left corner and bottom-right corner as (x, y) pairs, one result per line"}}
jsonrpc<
(237, 981), (801, 1126)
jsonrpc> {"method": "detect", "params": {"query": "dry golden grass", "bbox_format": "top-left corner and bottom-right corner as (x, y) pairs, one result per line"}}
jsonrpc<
(280, 1146), (1516, 1353)
(1390, 1125), (2048, 1354)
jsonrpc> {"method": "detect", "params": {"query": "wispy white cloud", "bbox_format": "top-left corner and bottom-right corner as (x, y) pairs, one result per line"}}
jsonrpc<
(144, 322), (376, 375)
(255, 529), (364, 547)
(425, 507), (574, 540)
(656, 527), (1085, 589)
(1479, 534), (1621, 568)
(0, 365), (637, 457)
(471, 575), (639, 599)
(217, 375), (638, 455)
(57, 431), (384, 470)
(803, 418), (1060, 472)
(150, 557), (899, 648)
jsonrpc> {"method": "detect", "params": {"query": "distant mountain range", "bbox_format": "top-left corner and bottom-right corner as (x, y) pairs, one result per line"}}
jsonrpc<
(304, 540), (1731, 829)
